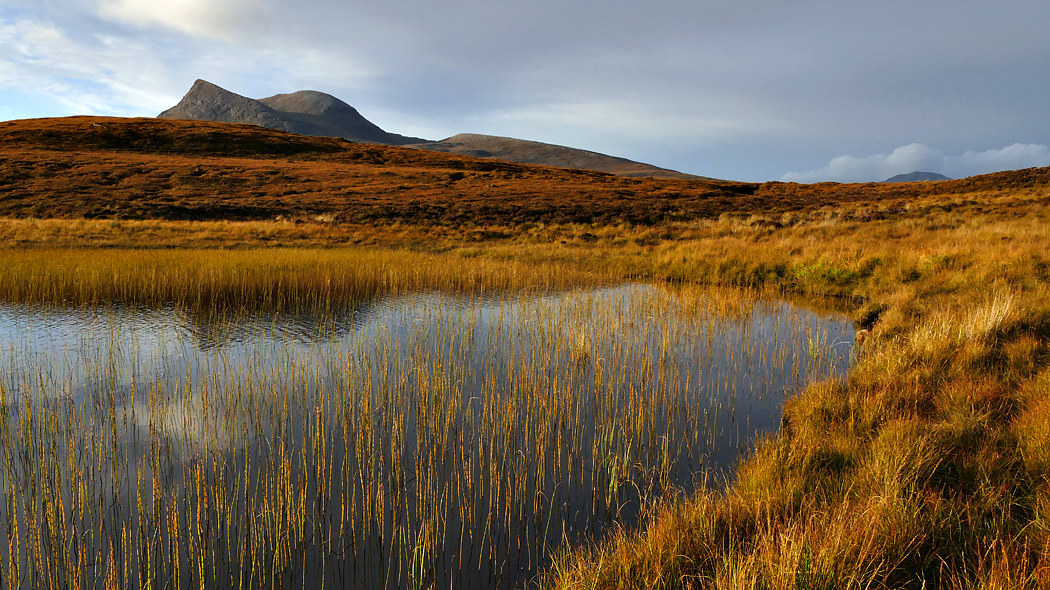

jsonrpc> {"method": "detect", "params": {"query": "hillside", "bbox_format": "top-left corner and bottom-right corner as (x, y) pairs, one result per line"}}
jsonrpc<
(2, 116), (1049, 225)
(406, 133), (704, 179)
(5, 118), (1050, 590)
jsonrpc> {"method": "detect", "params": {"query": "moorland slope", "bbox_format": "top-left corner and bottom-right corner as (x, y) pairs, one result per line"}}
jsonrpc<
(2, 116), (1048, 226)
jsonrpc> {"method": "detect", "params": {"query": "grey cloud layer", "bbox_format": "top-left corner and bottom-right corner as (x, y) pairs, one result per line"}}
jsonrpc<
(1, 0), (1048, 181)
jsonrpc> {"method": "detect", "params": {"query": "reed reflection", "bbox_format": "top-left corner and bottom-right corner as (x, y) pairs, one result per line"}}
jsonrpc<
(0, 284), (854, 589)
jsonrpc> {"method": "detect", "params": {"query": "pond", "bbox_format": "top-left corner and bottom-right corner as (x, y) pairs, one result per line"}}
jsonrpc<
(0, 283), (855, 589)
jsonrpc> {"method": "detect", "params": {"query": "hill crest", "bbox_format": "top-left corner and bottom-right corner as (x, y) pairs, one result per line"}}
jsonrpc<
(406, 134), (705, 180)
(2, 116), (1050, 226)
(883, 171), (951, 183)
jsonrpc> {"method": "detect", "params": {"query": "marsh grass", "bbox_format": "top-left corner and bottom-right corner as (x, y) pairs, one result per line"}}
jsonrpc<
(0, 248), (602, 310)
(0, 281), (851, 589)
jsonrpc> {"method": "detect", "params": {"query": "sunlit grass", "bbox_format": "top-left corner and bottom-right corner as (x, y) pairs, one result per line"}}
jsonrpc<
(0, 248), (602, 309)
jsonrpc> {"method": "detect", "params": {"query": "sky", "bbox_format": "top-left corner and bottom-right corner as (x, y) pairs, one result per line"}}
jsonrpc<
(1, 0), (1048, 182)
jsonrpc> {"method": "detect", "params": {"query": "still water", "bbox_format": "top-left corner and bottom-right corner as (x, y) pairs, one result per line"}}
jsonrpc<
(0, 284), (855, 589)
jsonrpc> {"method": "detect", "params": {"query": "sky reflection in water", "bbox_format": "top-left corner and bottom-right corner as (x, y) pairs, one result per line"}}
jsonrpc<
(0, 284), (856, 589)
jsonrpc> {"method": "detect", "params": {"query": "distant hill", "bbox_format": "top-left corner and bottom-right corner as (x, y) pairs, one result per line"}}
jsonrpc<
(158, 80), (700, 179)
(158, 80), (425, 146)
(405, 134), (705, 180)
(883, 171), (951, 183)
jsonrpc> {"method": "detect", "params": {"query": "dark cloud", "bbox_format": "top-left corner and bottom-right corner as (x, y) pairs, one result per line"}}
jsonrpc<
(0, 0), (1047, 181)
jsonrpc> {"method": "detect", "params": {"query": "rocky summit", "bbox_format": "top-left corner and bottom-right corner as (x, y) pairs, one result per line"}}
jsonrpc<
(158, 80), (425, 146)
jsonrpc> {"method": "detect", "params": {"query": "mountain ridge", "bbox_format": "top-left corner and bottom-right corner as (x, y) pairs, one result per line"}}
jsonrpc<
(158, 80), (702, 179)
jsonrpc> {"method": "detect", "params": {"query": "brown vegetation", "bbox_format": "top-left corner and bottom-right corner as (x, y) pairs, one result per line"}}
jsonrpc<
(539, 187), (1050, 588)
(4, 116), (1048, 227)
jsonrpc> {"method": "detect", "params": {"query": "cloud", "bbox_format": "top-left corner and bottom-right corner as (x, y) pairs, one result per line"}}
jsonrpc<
(0, 11), (377, 119)
(943, 144), (1050, 179)
(0, 17), (180, 114)
(472, 99), (793, 144)
(0, 15), (267, 118)
(94, 0), (268, 41)
(781, 143), (1050, 183)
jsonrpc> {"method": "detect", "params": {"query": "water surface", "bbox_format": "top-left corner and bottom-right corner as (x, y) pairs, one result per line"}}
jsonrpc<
(0, 284), (855, 589)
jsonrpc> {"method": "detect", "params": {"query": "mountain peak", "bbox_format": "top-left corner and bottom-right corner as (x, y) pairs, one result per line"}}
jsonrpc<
(158, 80), (423, 145)
(159, 79), (284, 129)
(189, 79), (219, 91)
(157, 80), (703, 178)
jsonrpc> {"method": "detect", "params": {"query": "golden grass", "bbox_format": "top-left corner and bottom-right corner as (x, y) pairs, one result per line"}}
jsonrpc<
(0, 246), (604, 309)
(0, 171), (1049, 588)
(539, 193), (1050, 588)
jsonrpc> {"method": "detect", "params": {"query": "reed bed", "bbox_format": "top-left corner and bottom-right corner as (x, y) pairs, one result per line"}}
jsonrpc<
(0, 283), (852, 589)
(0, 248), (602, 310)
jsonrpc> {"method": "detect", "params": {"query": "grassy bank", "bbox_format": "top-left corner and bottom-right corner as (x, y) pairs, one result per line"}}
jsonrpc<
(538, 204), (1050, 585)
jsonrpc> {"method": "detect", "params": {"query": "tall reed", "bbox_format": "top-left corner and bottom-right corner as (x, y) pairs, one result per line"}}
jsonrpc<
(0, 283), (852, 589)
(0, 248), (601, 310)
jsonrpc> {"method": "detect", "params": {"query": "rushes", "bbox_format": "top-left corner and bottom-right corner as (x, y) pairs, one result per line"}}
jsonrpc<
(0, 282), (848, 589)
(1, 173), (1047, 588)
(0, 248), (601, 310)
